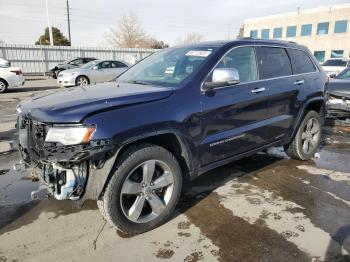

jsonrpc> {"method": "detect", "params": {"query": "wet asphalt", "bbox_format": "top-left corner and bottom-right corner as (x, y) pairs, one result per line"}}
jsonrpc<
(0, 78), (349, 262)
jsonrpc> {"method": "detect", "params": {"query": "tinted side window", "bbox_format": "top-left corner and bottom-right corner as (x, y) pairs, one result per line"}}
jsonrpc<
(111, 61), (128, 68)
(257, 47), (292, 79)
(98, 61), (111, 69)
(288, 49), (316, 74)
(213, 46), (258, 83)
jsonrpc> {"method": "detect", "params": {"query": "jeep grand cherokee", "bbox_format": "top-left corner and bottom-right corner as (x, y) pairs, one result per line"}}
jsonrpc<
(16, 39), (327, 234)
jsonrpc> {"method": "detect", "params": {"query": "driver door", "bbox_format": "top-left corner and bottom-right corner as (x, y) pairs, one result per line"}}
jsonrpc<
(91, 61), (111, 83)
(199, 46), (270, 166)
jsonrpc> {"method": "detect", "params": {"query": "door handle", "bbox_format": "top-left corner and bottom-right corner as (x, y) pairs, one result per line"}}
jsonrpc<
(251, 87), (266, 94)
(294, 80), (305, 85)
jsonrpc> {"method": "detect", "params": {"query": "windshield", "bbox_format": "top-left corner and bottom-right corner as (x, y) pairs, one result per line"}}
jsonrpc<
(117, 46), (217, 88)
(81, 60), (99, 69)
(323, 59), (347, 67)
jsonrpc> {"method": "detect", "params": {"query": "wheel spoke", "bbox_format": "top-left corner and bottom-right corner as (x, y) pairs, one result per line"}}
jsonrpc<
(128, 195), (146, 221)
(148, 194), (166, 215)
(310, 125), (319, 135)
(301, 132), (307, 140)
(306, 119), (313, 131)
(142, 160), (156, 185)
(152, 171), (174, 189)
(121, 180), (142, 195)
(303, 140), (309, 152)
(309, 139), (317, 149)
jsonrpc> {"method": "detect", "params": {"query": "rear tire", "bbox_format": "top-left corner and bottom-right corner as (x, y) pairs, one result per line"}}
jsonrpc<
(284, 110), (321, 160)
(100, 144), (182, 234)
(0, 79), (8, 93)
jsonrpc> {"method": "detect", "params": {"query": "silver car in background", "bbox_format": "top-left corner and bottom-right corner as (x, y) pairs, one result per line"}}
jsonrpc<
(57, 59), (130, 87)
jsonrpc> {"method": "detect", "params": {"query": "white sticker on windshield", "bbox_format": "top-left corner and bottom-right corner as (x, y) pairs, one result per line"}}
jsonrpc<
(185, 50), (212, 57)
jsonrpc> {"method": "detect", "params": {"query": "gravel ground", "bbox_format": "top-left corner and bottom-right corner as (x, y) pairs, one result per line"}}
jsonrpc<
(0, 78), (349, 262)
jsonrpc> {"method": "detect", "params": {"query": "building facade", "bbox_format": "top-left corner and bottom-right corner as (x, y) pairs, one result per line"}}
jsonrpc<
(243, 4), (350, 63)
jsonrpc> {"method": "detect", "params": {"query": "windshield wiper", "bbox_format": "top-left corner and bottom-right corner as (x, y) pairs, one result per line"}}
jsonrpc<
(129, 80), (150, 85)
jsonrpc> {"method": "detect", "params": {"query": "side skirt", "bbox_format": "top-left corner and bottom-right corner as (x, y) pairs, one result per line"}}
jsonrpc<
(196, 139), (284, 177)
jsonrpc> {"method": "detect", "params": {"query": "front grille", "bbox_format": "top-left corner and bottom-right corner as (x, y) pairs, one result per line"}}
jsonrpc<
(18, 116), (48, 164)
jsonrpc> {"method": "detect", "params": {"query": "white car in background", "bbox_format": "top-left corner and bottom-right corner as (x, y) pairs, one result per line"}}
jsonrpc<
(57, 59), (129, 87)
(0, 58), (10, 68)
(322, 58), (350, 77)
(0, 67), (25, 93)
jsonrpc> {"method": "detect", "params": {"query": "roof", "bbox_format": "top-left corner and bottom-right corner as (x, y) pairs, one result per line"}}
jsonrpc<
(177, 38), (301, 49)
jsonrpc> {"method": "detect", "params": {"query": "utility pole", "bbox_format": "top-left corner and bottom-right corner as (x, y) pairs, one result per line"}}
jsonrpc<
(45, 0), (54, 46)
(66, 0), (72, 45)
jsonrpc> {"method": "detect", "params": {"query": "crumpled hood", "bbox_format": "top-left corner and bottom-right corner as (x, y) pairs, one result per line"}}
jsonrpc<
(18, 82), (173, 123)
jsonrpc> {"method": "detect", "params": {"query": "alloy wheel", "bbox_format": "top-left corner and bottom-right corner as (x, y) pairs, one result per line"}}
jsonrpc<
(77, 76), (88, 86)
(120, 160), (175, 223)
(0, 81), (6, 92)
(301, 117), (320, 154)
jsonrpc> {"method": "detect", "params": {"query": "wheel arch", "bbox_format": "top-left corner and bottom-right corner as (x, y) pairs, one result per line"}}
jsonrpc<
(80, 131), (195, 202)
(287, 97), (325, 145)
(0, 78), (9, 87)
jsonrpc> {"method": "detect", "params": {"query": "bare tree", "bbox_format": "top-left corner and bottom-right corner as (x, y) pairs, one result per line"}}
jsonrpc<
(107, 12), (150, 48)
(176, 33), (204, 45)
(0, 40), (4, 45)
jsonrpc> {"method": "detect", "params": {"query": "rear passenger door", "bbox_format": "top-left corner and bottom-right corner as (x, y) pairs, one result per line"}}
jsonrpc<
(256, 46), (304, 143)
(110, 61), (128, 79)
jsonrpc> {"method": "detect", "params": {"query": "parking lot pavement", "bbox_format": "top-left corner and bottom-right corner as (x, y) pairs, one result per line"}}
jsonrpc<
(0, 82), (350, 261)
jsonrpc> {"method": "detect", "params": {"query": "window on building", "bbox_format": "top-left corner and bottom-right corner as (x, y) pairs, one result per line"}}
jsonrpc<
(288, 49), (316, 74)
(286, 26), (297, 37)
(273, 27), (283, 38)
(301, 24), (312, 36)
(314, 51), (325, 63)
(250, 30), (258, 38)
(331, 50), (344, 58)
(334, 20), (348, 33)
(257, 47), (292, 79)
(261, 29), (270, 39)
(317, 22), (329, 35)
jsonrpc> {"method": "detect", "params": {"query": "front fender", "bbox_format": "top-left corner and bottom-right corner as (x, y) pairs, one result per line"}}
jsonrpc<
(79, 129), (196, 202)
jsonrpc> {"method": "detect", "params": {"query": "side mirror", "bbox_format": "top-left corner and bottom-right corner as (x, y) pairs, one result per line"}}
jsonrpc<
(92, 66), (99, 70)
(329, 74), (336, 78)
(203, 68), (240, 90)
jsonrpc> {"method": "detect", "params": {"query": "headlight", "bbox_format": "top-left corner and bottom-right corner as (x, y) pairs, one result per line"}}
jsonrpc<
(45, 126), (95, 146)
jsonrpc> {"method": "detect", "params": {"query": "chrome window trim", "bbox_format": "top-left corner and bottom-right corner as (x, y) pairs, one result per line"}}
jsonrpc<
(201, 44), (319, 92)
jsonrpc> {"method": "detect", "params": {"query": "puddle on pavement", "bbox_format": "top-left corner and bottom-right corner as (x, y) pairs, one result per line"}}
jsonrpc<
(180, 191), (310, 262)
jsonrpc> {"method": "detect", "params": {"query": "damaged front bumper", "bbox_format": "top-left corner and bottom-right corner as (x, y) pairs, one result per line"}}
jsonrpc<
(17, 115), (117, 202)
(326, 91), (350, 118)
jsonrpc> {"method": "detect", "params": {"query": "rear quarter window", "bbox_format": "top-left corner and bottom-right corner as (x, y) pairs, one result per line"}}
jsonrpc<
(257, 47), (292, 79)
(288, 49), (316, 74)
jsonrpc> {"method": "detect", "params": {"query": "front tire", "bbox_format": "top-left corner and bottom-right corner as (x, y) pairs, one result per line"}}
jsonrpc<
(99, 144), (182, 234)
(284, 110), (321, 160)
(75, 75), (90, 86)
(0, 79), (8, 93)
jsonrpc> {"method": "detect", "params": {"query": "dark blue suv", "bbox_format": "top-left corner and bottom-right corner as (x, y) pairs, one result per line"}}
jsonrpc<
(16, 39), (327, 234)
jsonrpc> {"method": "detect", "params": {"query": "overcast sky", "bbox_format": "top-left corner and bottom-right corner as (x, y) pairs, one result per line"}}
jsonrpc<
(0, 0), (349, 47)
